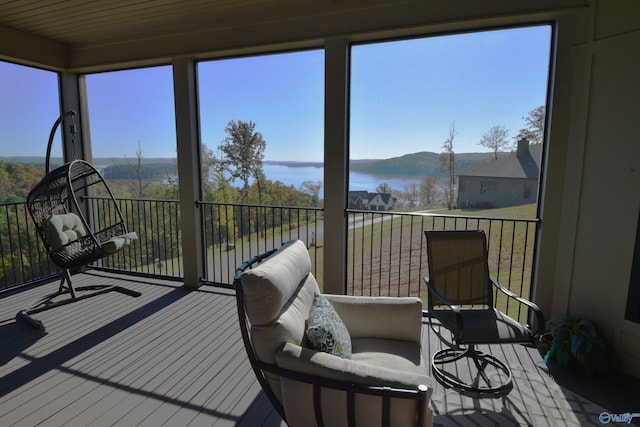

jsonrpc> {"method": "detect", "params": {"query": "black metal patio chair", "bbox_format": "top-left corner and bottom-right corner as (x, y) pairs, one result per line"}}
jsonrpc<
(424, 230), (544, 398)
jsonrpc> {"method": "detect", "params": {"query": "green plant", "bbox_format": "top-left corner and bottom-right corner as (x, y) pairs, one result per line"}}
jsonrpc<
(541, 316), (615, 376)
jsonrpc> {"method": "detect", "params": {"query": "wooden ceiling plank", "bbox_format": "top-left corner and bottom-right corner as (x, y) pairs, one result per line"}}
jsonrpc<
(1, 0), (290, 44)
(19, 0), (298, 44)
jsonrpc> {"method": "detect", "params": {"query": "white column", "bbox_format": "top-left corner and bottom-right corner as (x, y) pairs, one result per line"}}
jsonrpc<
(323, 39), (350, 295)
(58, 72), (88, 163)
(173, 58), (205, 288)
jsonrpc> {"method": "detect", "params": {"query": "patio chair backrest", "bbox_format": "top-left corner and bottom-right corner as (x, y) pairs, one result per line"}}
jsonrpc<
(425, 230), (493, 310)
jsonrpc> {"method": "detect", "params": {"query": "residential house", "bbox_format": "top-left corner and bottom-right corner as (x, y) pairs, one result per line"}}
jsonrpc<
(348, 191), (396, 211)
(457, 139), (541, 209)
(367, 192), (397, 211)
(348, 191), (370, 210)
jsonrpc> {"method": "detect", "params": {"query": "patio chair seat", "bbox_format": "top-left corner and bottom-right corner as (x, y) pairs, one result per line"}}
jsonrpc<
(435, 308), (532, 344)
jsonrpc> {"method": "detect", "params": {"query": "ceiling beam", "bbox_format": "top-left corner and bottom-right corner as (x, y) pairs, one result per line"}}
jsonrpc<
(0, 25), (68, 70)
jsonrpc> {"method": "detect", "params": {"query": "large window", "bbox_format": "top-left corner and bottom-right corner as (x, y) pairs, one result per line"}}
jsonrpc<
(350, 25), (551, 216)
(347, 26), (552, 300)
(0, 61), (60, 202)
(84, 66), (180, 277)
(84, 66), (177, 200)
(197, 50), (325, 284)
(198, 50), (324, 204)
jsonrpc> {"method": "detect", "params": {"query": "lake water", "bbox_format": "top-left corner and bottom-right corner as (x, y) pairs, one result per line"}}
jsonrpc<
(145, 162), (422, 199)
(260, 164), (421, 198)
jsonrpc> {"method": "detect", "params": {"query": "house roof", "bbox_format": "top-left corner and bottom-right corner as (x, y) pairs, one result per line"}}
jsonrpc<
(349, 191), (369, 200)
(457, 143), (542, 179)
(368, 193), (393, 204)
(348, 191), (394, 204)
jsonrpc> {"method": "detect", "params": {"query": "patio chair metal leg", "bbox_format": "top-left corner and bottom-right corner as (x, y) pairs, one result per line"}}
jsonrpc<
(16, 270), (141, 330)
(431, 345), (514, 398)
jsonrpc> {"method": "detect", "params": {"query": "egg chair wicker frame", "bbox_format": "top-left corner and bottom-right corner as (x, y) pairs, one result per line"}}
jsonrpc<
(18, 111), (141, 329)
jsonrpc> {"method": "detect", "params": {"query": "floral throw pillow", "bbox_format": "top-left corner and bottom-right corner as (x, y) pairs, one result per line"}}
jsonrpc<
(305, 293), (352, 359)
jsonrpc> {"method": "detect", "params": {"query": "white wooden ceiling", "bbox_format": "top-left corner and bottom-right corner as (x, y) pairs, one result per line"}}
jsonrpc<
(0, 0), (309, 46)
(0, 0), (586, 71)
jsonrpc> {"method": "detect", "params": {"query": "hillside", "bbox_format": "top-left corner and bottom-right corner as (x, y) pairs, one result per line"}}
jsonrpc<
(349, 151), (507, 178)
(3, 152), (508, 180)
(0, 156), (176, 167)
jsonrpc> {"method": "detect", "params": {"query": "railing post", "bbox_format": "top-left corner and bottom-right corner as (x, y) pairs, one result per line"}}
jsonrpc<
(173, 59), (204, 288)
(324, 38), (350, 295)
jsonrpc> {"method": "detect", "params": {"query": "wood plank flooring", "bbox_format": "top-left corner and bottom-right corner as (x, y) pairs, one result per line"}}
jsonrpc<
(0, 271), (623, 426)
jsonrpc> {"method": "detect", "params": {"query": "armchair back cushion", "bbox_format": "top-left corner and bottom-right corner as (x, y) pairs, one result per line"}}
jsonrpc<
(239, 240), (319, 402)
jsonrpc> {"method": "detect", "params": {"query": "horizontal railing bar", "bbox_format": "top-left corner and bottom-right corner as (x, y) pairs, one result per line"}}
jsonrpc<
(198, 200), (324, 211)
(346, 208), (540, 224)
(81, 195), (179, 203)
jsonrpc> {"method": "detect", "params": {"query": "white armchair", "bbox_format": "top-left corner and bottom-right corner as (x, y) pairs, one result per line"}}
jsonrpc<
(234, 240), (434, 427)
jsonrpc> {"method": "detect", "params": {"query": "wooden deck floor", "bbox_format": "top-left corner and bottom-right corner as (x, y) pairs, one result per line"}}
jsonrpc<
(0, 271), (631, 426)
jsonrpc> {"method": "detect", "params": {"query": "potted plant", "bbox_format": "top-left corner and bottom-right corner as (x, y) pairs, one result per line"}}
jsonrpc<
(540, 316), (616, 376)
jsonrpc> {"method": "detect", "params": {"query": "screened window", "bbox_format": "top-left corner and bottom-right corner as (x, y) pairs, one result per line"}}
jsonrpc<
(347, 25), (552, 300)
(350, 25), (551, 216)
(84, 66), (180, 277)
(0, 61), (60, 202)
(197, 50), (324, 204)
(197, 50), (324, 285)
(84, 66), (177, 200)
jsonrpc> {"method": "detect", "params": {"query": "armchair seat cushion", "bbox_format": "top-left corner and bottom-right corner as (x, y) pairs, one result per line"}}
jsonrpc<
(276, 342), (434, 427)
(351, 338), (425, 372)
(277, 342), (432, 390)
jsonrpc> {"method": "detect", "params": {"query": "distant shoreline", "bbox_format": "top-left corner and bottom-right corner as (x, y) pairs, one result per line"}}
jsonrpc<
(264, 160), (324, 168)
(2, 150), (504, 180)
(1, 157), (356, 168)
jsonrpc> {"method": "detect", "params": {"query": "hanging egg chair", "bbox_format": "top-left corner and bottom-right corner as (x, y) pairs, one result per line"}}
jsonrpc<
(18, 111), (141, 329)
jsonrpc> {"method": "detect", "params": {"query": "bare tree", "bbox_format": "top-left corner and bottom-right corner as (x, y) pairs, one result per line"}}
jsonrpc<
(479, 125), (510, 160)
(518, 105), (545, 144)
(403, 183), (419, 208)
(376, 183), (392, 194)
(440, 122), (458, 209)
(419, 176), (438, 208)
(126, 140), (149, 199)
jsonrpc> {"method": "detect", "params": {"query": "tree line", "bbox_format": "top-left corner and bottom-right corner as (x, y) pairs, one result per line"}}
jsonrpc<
(1, 110), (545, 286)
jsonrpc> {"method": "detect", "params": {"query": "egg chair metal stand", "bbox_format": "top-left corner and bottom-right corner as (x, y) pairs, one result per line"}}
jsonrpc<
(18, 111), (141, 329)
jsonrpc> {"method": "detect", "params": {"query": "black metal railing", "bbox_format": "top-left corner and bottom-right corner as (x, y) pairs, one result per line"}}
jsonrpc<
(2, 199), (539, 320)
(0, 201), (57, 290)
(85, 197), (184, 278)
(199, 201), (323, 286)
(347, 209), (539, 322)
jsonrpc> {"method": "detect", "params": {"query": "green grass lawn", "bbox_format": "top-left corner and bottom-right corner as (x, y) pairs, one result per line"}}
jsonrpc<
(187, 203), (537, 323)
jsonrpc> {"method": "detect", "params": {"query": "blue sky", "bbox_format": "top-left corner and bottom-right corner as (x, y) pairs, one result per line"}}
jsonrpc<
(0, 25), (551, 162)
